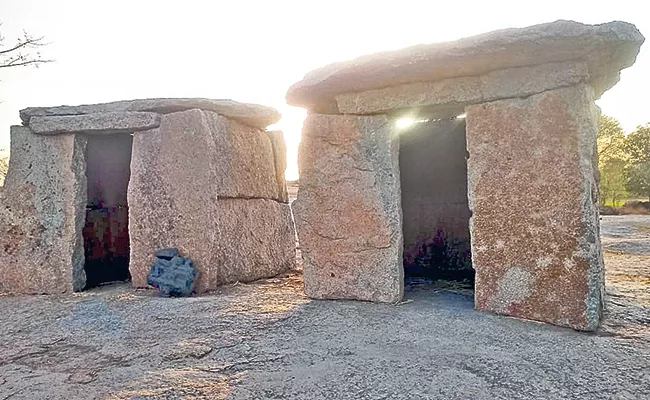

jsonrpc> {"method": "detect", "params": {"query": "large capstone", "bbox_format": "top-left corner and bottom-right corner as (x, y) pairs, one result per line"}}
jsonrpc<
(21, 98), (280, 129)
(287, 20), (643, 111)
(29, 112), (160, 135)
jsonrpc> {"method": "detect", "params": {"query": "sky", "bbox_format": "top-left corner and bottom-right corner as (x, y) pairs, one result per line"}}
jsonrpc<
(1, 0), (648, 180)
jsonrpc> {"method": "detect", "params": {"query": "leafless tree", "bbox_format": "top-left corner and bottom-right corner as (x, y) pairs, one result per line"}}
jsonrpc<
(0, 25), (52, 69)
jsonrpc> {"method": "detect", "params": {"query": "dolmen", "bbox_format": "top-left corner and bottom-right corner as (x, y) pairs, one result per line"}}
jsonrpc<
(287, 20), (644, 331)
(0, 98), (295, 295)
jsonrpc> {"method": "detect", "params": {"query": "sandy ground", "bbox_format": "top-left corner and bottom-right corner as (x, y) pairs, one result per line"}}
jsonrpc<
(1, 216), (649, 399)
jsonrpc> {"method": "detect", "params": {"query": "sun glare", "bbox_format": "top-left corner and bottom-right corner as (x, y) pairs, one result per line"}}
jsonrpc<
(396, 118), (415, 129)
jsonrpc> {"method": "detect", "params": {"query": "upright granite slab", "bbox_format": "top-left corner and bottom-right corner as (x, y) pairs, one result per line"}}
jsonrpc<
(465, 84), (604, 331)
(206, 112), (280, 200)
(128, 109), (294, 293)
(128, 109), (221, 292)
(294, 114), (403, 303)
(216, 198), (295, 284)
(0, 127), (86, 294)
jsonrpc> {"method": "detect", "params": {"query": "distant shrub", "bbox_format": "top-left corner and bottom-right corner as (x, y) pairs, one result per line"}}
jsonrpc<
(620, 201), (650, 215)
(599, 205), (621, 216)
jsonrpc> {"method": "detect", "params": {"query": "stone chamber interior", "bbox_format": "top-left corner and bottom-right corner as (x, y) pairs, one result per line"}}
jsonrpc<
(83, 133), (133, 288)
(398, 117), (474, 289)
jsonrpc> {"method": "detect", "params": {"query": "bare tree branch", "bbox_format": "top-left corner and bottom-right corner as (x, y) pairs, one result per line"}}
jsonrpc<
(0, 35), (47, 55)
(0, 25), (53, 70)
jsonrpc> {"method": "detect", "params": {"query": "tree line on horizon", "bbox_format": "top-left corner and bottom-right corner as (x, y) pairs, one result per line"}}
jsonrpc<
(598, 115), (650, 206)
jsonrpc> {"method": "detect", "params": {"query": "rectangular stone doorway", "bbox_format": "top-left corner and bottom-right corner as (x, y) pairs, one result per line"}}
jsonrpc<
(399, 117), (474, 291)
(83, 133), (133, 288)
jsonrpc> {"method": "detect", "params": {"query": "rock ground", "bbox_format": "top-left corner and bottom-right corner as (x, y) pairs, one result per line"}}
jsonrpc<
(0, 216), (649, 399)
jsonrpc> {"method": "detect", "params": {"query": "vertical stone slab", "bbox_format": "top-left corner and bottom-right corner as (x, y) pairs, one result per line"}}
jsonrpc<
(215, 198), (295, 284)
(267, 130), (289, 203)
(0, 127), (86, 294)
(128, 109), (220, 292)
(465, 84), (604, 331)
(204, 112), (279, 200)
(294, 113), (403, 303)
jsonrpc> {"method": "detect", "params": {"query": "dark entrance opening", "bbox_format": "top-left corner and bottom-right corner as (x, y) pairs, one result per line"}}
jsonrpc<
(83, 133), (133, 288)
(398, 117), (474, 290)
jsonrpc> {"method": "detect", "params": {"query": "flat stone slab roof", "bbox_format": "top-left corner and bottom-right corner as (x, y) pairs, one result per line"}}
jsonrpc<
(20, 98), (281, 129)
(286, 20), (644, 108)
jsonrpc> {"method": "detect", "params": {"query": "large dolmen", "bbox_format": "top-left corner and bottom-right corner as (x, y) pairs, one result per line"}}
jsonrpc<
(287, 20), (645, 331)
(0, 98), (295, 294)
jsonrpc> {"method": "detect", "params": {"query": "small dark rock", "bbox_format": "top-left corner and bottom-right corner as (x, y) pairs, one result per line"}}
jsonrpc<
(147, 251), (198, 297)
(154, 248), (180, 260)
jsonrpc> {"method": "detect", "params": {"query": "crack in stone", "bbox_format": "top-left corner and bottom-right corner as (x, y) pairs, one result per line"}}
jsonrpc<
(217, 196), (288, 204)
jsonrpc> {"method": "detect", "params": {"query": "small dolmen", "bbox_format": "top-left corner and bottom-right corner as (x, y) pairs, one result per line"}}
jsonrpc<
(0, 98), (295, 294)
(287, 20), (645, 331)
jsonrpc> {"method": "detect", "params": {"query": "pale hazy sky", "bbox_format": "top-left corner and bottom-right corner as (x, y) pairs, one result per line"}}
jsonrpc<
(1, 0), (648, 179)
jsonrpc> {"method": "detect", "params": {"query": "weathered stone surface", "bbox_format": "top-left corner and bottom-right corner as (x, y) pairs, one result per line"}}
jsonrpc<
(206, 111), (279, 200)
(128, 109), (221, 293)
(287, 20), (643, 109)
(128, 109), (288, 293)
(215, 198), (295, 284)
(267, 130), (289, 203)
(0, 127), (86, 294)
(294, 113), (403, 303)
(29, 112), (160, 135)
(21, 98), (280, 129)
(336, 61), (589, 116)
(399, 119), (472, 277)
(465, 84), (604, 331)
